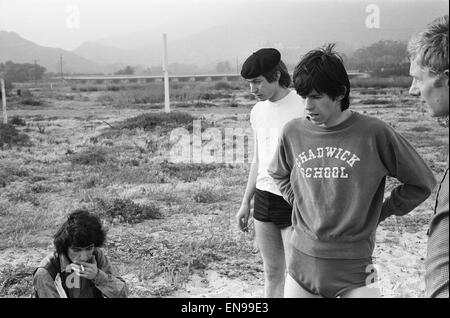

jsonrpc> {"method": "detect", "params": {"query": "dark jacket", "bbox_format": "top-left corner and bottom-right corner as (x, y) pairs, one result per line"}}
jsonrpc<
(425, 160), (449, 298)
(33, 248), (128, 298)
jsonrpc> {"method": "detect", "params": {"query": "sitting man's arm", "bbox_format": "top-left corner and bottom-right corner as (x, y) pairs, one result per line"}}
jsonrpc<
(33, 268), (60, 298)
(92, 248), (129, 298)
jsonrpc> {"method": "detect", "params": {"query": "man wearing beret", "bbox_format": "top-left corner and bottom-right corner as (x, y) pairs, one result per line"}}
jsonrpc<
(236, 48), (305, 297)
(408, 14), (449, 298)
(268, 44), (436, 298)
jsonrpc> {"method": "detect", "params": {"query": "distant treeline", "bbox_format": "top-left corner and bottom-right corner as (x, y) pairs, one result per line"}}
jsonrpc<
(345, 40), (409, 77)
(1, 40), (410, 84)
(0, 61), (46, 87)
(112, 40), (411, 78)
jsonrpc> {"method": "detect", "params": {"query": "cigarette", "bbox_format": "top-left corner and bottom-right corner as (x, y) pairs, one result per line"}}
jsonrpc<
(81, 265), (85, 272)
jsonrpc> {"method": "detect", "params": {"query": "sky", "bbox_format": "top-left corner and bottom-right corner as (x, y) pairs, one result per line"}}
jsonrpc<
(0, 0), (448, 50)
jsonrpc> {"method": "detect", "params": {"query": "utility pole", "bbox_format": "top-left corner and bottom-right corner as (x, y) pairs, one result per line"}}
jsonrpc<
(162, 33), (170, 113)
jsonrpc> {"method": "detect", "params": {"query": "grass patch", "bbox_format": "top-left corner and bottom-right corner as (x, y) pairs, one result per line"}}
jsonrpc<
(193, 187), (225, 203)
(160, 161), (225, 182)
(2, 183), (40, 206)
(0, 162), (29, 187)
(360, 99), (392, 105)
(0, 264), (35, 298)
(410, 125), (433, 132)
(117, 111), (195, 132)
(94, 198), (163, 224)
(69, 147), (108, 165)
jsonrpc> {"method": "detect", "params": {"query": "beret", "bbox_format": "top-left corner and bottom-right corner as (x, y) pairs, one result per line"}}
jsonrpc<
(240, 48), (281, 79)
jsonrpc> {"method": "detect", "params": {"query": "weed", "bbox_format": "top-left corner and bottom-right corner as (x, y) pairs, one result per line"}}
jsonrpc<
(37, 124), (46, 134)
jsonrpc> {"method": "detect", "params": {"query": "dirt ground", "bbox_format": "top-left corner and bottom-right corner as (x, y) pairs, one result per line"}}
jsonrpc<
(0, 82), (447, 298)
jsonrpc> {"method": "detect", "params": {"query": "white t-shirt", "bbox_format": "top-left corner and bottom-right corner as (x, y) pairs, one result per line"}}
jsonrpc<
(250, 89), (305, 196)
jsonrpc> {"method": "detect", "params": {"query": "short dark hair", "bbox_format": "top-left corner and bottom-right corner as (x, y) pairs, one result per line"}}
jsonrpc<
(54, 209), (106, 255)
(293, 43), (350, 110)
(262, 60), (291, 88)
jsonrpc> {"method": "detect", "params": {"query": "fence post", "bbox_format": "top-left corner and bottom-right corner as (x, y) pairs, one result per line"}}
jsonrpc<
(0, 78), (7, 124)
(162, 33), (170, 113)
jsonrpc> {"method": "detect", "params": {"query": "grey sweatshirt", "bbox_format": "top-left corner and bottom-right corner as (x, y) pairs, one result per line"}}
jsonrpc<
(268, 112), (437, 259)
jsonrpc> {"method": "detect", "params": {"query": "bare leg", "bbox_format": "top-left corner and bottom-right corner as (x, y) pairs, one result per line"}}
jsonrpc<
(254, 219), (286, 298)
(280, 226), (293, 265)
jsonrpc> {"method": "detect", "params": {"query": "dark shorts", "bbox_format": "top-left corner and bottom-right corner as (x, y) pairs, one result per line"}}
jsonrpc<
(253, 188), (292, 229)
(287, 245), (377, 298)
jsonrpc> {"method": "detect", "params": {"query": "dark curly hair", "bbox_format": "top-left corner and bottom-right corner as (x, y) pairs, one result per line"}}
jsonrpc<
(262, 60), (291, 88)
(53, 209), (106, 255)
(293, 43), (350, 110)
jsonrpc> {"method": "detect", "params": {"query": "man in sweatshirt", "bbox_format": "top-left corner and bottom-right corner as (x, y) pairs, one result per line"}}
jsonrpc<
(268, 44), (436, 298)
(408, 14), (449, 298)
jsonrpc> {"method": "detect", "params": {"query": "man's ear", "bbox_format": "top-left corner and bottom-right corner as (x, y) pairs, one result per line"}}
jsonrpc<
(444, 69), (449, 87)
(337, 86), (347, 101)
(275, 71), (281, 82)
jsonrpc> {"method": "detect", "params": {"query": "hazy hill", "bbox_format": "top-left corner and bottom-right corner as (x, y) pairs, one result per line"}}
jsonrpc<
(1, 0), (447, 74)
(0, 31), (116, 74)
(72, 0), (448, 69)
(73, 41), (133, 65)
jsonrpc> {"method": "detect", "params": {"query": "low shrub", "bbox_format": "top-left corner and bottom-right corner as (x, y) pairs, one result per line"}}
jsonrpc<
(118, 112), (195, 132)
(0, 124), (31, 147)
(94, 198), (163, 224)
(8, 116), (26, 126)
(20, 98), (42, 106)
(193, 187), (225, 203)
(214, 81), (234, 90)
(69, 147), (107, 165)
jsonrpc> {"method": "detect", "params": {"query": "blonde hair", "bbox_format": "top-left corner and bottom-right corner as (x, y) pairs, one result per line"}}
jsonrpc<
(408, 15), (448, 74)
